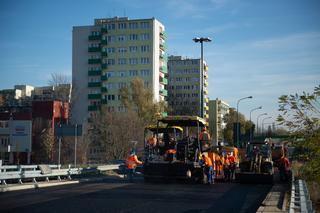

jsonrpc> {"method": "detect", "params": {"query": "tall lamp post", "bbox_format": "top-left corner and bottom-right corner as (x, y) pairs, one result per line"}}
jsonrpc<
(236, 96), (253, 147)
(249, 106), (262, 143)
(262, 116), (272, 136)
(256, 113), (267, 136)
(193, 37), (212, 118)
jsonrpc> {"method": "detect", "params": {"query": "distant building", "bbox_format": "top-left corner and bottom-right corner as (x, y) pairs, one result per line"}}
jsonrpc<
(71, 16), (168, 124)
(32, 84), (71, 102)
(0, 84), (34, 107)
(208, 98), (230, 145)
(167, 56), (209, 119)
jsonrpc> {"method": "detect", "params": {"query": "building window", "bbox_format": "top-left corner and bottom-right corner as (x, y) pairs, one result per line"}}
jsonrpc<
(140, 33), (150, 40)
(118, 82), (127, 89)
(140, 22), (150, 29)
(105, 23), (115, 30)
(118, 58), (127, 65)
(144, 81), (149, 88)
(107, 36), (116, 42)
(129, 46), (138, 53)
(119, 71), (126, 77)
(140, 45), (150, 52)
(118, 23), (127, 29)
(107, 47), (115, 53)
(140, 69), (150, 76)
(129, 58), (139, 65)
(129, 34), (139, 40)
(107, 59), (115, 65)
(106, 71), (115, 78)
(129, 22), (139, 29)
(129, 70), (138, 77)
(118, 35), (126, 42)
(141, 57), (150, 64)
(118, 47), (127, 53)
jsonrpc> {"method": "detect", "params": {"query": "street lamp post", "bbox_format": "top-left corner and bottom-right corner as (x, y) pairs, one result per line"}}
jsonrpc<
(193, 37), (212, 118)
(256, 113), (267, 136)
(236, 96), (253, 147)
(262, 117), (272, 136)
(249, 106), (262, 143)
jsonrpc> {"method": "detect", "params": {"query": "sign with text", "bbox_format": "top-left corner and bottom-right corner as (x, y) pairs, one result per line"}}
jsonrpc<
(9, 120), (32, 152)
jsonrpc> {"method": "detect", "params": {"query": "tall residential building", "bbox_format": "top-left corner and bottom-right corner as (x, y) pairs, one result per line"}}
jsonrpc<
(167, 56), (209, 119)
(208, 98), (230, 145)
(72, 17), (168, 124)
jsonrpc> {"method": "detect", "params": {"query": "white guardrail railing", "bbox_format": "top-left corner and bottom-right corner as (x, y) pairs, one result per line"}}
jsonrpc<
(0, 164), (122, 186)
(289, 175), (315, 213)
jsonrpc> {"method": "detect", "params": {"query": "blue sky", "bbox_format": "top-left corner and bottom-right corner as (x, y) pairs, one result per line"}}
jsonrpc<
(1, 0), (320, 123)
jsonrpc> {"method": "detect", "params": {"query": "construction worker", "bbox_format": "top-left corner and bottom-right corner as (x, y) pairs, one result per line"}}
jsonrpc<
(201, 154), (214, 184)
(223, 155), (231, 182)
(278, 154), (290, 182)
(227, 152), (236, 181)
(199, 127), (211, 151)
(147, 133), (157, 147)
(164, 148), (176, 162)
(126, 150), (143, 182)
(215, 153), (223, 178)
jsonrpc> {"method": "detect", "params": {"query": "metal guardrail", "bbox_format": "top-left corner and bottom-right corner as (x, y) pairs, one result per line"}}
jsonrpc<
(289, 175), (315, 213)
(0, 164), (125, 185)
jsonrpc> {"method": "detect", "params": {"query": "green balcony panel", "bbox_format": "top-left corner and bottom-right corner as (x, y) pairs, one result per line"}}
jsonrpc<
(88, 35), (101, 41)
(102, 63), (108, 69)
(88, 59), (101, 64)
(88, 70), (102, 76)
(101, 87), (108, 92)
(88, 47), (101, 52)
(101, 39), (108, 45)
(161, 112), (168, 117)
(101, 28), (108, 33)
(160, 89), (168, 96)
(160, 43), (167, 50)
(101, 75), (108, 81)
(101, 99), (108, 104)
(88, 94), (101, 99)
(160, 66), (168, 74)
(88, 82), (101, 87)
(160, 78), (168, 85)
(160, 31), (167, 39)
(101, 52), (108, 57)
(88, 105), (100, 111)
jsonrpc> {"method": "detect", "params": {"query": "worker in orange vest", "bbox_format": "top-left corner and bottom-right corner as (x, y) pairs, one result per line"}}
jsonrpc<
(278, 155), (290, 182)
(215, 154), (222, 178)
(199, 127), (211, 151)
(223, 156), (231, 182)
(227, 152), (236, 181)
(126, 149), (143, 182)
(201, 154), (214, 184)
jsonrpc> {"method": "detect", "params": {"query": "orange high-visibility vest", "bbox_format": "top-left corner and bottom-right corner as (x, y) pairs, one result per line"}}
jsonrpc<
(203, 156), (213, 167)
(126, 155), (142, 169)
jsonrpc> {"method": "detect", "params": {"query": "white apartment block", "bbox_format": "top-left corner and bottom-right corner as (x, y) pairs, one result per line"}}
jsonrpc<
(72, 17), (168, 124)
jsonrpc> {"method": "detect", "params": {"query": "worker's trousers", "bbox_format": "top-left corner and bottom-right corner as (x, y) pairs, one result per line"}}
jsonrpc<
(206, 166), (214, 184)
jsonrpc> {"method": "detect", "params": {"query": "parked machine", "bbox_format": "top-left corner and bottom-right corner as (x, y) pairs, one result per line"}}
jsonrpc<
(236, 140), (274, 183)
(143, 116), (209, 183)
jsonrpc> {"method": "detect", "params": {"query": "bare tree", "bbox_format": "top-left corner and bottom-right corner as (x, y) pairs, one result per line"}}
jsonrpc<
(48, 73), (72, 102)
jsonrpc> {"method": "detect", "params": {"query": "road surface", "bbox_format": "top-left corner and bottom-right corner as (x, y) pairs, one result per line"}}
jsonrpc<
(0, 178), (271, 213)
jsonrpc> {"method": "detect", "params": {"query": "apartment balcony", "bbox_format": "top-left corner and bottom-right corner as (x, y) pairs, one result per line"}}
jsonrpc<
(160, 89), (168, 96)
(101, 87), (108, 93)
(88, 59), (101, 64)
(204, 89), (208, 95)
(160, 53), (168, 61)
(204, 72), (208, 79)
(101, 39), (108, 45)
(160, 65), (168, 74)
(88, 70), (101, 76)
(204, 80), (208, 87)
(160, 31), (167, 39)
(88, 35), (101, 41)
(88, 82), (101, 87)
(159, 43), (167, 51)
(101, 27), (108, 33)
(160, 77), (168, 85)
(101, 75), (108, 81)
(101, 63), (108, 69)
(101, 52), (108, 57)
(88, 94), (102, 99)
(205, 97), (209, 103)
(101, 98), (108, 104)
(204, 105), (209, 111)
(88, 47), (101, 52)
(204, 114), (209, 119)
(88, 105), (100, 111)
(204, 65), (209, 71)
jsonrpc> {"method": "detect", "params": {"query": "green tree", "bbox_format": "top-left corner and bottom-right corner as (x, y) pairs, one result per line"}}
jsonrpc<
(277, 85), (320, 197)
(223, 108), (251, 145)
(119, 77), (167, 125)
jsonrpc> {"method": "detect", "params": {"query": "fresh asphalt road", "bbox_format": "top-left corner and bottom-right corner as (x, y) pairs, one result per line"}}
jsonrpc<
(0, 178), (272, 213)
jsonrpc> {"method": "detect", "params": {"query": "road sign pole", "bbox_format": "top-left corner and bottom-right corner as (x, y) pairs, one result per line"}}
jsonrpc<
(74, 124), (77, 167)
